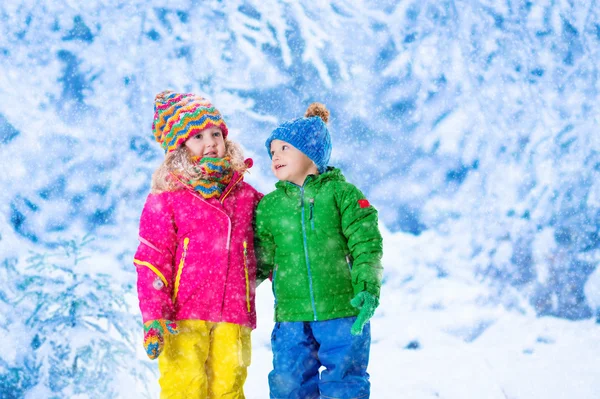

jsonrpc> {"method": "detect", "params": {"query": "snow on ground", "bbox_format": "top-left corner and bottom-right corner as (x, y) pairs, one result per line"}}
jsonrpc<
(28, 210), (596, 399)
(242, 226), (600, 399)
(12, 200), (598, 399)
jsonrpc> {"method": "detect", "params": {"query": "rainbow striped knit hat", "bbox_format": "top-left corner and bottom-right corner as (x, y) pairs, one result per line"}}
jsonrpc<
(152, 90), (229, 153)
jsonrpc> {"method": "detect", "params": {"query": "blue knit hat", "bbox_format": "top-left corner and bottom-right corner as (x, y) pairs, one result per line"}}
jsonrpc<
(265, 103), (332, 173)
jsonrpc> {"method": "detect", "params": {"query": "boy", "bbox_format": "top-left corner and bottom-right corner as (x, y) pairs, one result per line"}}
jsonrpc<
(255, 103), (383, 399)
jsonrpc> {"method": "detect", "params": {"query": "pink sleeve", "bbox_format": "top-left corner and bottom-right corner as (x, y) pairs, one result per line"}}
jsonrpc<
(255, 188), (264, 205)
(133, 193), (177, 322)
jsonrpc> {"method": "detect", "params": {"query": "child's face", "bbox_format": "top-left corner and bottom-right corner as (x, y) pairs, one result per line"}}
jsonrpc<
(184, 126), (226, 159)
(270, 139), (318, 186)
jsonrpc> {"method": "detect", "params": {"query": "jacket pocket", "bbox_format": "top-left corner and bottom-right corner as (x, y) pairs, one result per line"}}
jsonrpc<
(172, 237), (189, 303)
(133, 259), (168, 289)
(243, 241), (251, 313)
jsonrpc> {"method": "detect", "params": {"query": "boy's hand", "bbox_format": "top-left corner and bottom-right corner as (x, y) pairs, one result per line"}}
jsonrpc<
(143, 319), (179, 360)
(350, 291), (379, 336)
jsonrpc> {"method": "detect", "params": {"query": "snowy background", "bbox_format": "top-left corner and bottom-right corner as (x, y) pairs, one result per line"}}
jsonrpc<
(1, 0), (600, 398)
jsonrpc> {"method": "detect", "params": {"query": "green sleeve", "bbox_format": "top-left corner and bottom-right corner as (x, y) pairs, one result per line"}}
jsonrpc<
(336, 183), (384, 298)
(254, 199), (275, 284)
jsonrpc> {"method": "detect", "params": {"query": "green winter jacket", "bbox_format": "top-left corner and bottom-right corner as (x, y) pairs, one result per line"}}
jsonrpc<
(255, 168), (383, 322)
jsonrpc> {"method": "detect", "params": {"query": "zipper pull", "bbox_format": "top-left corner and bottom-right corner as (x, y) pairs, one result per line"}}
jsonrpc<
(309, 198), (314, 220)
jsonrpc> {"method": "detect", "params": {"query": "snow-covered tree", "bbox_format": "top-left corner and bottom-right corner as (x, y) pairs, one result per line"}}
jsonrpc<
(0, 236), (153, 398)
(0, 0), (598, 333)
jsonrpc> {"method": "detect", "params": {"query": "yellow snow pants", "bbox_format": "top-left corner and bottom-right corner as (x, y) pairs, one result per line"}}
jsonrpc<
(158, 320), (251, 399)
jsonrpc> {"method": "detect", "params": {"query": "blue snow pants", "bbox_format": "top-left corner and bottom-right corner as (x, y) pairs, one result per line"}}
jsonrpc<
(268, 316), (371, 399)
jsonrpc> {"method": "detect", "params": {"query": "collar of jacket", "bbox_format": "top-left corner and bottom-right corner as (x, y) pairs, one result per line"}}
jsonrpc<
(219, 158), (253, 202)
(275, 167), (345, 194)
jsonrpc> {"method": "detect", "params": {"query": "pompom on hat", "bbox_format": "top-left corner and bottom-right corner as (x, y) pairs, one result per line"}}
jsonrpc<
(152, 90), (229, 153)
(265, 102), (332, 173)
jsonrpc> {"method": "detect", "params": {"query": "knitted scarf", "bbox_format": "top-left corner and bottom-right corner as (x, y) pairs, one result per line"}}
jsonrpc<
(178, 157), (233, 199)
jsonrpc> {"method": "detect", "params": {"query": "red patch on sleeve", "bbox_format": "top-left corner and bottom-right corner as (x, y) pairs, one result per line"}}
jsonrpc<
(358, 199), (370, 208)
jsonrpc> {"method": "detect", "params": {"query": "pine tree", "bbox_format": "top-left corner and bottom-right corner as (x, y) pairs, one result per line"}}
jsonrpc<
(0, 236), (154, 398)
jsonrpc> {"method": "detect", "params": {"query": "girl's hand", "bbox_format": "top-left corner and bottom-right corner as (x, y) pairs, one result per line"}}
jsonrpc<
(143, 319), (179, 360)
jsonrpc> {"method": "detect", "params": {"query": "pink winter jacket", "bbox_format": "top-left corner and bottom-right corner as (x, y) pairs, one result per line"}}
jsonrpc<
(133, 160), (263, 329)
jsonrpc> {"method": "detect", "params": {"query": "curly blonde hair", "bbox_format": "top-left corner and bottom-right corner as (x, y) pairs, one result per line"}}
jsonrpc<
(151, 138), (247, 194)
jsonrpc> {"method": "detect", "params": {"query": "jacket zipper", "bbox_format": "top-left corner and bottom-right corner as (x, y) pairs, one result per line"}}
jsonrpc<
(172, 237), (189, 303)
(170, 171), (239, 320)
(220, 174), (245, 203)
(346, 254), (353, 273)
(170, 172), (232, 250)
(272, 264), (278, 319)
(300, 186), (318, 321)
(309, 198), (315, 230)
(215, 173), (243, 318)
(243, 241), (251, 313)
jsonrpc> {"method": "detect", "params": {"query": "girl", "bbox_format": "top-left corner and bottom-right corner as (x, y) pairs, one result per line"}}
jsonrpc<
(133, 91), (262, 399)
